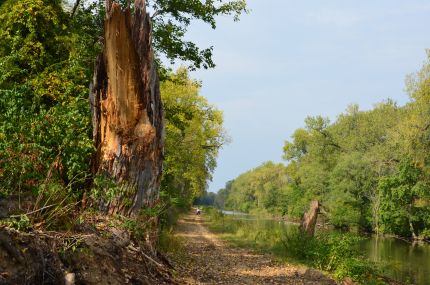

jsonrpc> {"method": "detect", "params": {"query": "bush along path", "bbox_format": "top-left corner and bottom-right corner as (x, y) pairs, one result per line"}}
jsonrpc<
(166, 212), (338, 285)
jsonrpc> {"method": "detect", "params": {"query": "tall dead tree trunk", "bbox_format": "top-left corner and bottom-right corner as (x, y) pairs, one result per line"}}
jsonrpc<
(90, 0), (164, 217)
(300, 200), (320, 237)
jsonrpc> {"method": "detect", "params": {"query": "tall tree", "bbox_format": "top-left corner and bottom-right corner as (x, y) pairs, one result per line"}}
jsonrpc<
(160, 68), (227, 208)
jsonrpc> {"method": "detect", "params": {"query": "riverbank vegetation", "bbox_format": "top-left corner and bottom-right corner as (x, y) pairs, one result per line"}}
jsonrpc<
(212, 53), (430, 241)
(204, 208), (403, 285)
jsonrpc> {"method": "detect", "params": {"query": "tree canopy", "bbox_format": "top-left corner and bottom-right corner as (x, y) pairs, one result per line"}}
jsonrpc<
(148, 0), (247, 70)
(160, 68), (227, 208)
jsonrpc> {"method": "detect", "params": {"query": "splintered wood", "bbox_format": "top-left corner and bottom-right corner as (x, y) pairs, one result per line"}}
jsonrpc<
(90, 0), (164, 217)
(300, 200), (320, 237)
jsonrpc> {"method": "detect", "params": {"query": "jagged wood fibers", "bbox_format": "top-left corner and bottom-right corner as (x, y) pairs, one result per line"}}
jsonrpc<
(300, 200), (320, 237)
(90, 0), (164, 217)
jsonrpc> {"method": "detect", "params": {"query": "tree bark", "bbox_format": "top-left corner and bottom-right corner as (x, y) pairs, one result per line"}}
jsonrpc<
(300, 200), (320, 237)
(90, 0), (164, 217)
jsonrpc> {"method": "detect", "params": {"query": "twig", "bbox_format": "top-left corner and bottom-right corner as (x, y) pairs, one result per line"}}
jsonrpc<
(9, 204), (57, 218)
(140, 249), (164, 268)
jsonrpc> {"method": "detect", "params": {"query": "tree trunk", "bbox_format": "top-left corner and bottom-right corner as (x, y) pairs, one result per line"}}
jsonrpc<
(90, 0), (164, 217)
(409, 207), (418, 240)
(300, 200), (320, 237)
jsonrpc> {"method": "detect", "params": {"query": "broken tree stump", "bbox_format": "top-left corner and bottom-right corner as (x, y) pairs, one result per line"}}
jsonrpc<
(90, 0), (164, 217)
(300, 200), (320, 237)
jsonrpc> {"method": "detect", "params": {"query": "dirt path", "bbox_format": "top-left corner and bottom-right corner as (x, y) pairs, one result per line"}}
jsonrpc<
(168, 213), (338, 285)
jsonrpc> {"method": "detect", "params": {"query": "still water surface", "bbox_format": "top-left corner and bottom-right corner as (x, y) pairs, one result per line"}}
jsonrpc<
(361, 236), (430, 285)
(220, 211), (430, 285)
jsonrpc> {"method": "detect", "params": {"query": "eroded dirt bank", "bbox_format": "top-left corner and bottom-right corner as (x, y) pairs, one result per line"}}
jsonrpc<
(0, 223), (175, 285)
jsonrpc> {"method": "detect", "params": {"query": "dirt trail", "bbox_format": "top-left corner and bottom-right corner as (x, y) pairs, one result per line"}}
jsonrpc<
(168, 213), (337, 285)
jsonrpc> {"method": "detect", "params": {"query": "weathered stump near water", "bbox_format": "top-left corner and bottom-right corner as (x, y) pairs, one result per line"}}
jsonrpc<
(90, 0), (164, 217)
(300, 200), (320, 237)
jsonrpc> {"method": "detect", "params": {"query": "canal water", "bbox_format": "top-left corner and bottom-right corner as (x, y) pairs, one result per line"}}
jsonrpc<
(361, 236), (430, 285)
(220, 211), (430, 285)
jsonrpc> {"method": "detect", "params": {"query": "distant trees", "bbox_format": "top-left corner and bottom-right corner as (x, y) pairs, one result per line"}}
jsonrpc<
(194, 191), (217, 206)
(216, 162), (288, 215)
(214, 180), (234, 209)
(214, 52), (430, 239)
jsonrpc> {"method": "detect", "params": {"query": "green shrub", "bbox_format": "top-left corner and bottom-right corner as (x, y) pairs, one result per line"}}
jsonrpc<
(0, 0), (101, 205)
(281, 230), (378, 283)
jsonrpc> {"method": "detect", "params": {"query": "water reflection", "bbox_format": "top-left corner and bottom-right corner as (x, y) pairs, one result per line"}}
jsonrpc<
(221, 210), (248, 216)
(361, 236), (430, 285)
(221, 211), (430, 285)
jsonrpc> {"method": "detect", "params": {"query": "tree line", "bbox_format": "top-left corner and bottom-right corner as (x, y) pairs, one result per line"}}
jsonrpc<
(211, 52), (430, 240)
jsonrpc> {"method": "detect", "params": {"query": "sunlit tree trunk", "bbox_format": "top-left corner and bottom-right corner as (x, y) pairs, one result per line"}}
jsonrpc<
(408, 205), (417, 240)
(90, 0), (164, 217)
(300, 200), (320, 237)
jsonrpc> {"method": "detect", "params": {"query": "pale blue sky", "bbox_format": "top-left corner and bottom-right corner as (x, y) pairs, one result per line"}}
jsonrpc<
(179, 0), (430, 193)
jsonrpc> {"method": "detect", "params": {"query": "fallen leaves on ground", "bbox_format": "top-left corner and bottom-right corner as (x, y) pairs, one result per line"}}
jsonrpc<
(167, 213), (338, 285)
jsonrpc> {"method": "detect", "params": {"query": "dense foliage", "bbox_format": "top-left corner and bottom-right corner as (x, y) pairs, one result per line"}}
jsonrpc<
(160, 68), (227, 209)
(0, 0), (102, 199)
(0, 0), (243, 228)
(215, 52), (430, 239)
(217, 162), (288, 215)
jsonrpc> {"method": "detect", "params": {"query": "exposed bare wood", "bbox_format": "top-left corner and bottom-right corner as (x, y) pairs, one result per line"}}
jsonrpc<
(300, 200), (320, 237)
(90, 0), (164, 217)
